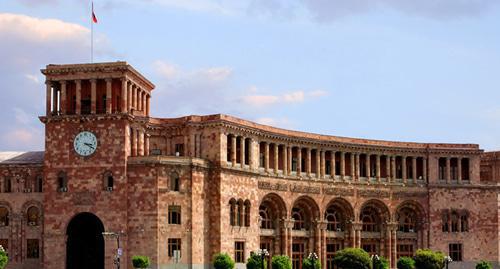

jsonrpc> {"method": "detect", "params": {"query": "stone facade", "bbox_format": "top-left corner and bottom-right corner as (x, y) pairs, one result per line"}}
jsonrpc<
(0, 62), (499, 269)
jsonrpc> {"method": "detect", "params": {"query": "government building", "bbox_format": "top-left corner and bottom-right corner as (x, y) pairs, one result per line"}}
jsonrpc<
(0, 62), (499, 269)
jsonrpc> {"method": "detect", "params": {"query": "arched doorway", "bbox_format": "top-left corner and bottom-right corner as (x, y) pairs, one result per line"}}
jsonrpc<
(66, 212), (105, 269)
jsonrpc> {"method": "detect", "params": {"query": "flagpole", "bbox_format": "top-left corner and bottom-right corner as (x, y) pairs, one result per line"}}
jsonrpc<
(91, 1), (94, 63)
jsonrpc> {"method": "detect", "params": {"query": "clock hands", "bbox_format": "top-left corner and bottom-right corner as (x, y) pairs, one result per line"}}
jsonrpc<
(84, 142), (95, 150)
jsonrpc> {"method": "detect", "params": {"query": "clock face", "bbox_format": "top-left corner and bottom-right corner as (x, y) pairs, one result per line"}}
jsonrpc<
(73, 131), (98, 156)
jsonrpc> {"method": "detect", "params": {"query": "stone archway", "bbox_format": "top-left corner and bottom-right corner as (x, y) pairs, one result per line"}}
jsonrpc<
(66, 212), (105, 269)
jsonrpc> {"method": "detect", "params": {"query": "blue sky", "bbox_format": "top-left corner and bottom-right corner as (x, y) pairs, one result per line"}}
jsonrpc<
(1, 0), (500, 151)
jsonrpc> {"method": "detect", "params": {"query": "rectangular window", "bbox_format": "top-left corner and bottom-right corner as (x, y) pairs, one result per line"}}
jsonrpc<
(449, 243), (462, 261)
(168, 206), (181, 224)
(0, 239), (7, 252)
(168, 238), (181, 257)
(175, 144), (184, 156)
(397, 244), (414, 258)
(27, 239), (39, 259)
(235, 241), (245, 263)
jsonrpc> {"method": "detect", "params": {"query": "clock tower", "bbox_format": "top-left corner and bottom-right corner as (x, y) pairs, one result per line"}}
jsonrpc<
(40, 62), (154, 269)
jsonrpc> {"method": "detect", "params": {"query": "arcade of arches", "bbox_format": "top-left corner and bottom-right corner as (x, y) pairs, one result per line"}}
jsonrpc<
(257, 194), (428, 269)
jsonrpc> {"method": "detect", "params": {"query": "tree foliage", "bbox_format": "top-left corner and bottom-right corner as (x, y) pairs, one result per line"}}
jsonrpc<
(302, 256), (321, 269)
(476, 261), (493, 269)
(332, 248), (371, 269)
(132, 255), (150, 268)
(373, 256), (389, 269)
(247, 252), (267, 269)
(214, 253), (235, 269)
(0, 245), (7, 269)
(413, 249), (444, 269)
(397, 257), (416, 269)
(271, 255), (292, 269)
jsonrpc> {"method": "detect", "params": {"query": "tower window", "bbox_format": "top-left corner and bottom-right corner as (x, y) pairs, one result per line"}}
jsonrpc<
(57, 172), (68, 192)
(168, 206), (181, 225)
(235, 242), (245, 263)
(170, 173), (180, 192)
(104, 172), (114, 191)
(449, 243), (462, 261)
(35, 175), (43, 193)
(27, 206), (40, 226)
(0, 207), (9, 226)
(168, 238), (181, 257)
(3, 177), (11, 193)
(27, 239), (40, 259)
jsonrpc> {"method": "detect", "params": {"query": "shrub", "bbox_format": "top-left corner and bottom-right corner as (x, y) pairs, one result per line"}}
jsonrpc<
(272, 255), (292, 269)
(373, 256), (389, 269)
(476, 261), (493, 269)
(302, 256), (321, 269)
(413, 249), (444, 269)
(247, 252), (267, 269)
(332, 248), (371, 269)
(132, 255), (150, 268)
(214, 253), (235, 269)
(0, 245), (7, 269)
(397, 257), (415, 269)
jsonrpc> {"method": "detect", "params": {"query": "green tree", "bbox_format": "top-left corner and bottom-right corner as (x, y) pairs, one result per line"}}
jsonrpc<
(397, 257), (416, 269)
(0, 245), (7, 269)
(413, 249), (444, 269)
(214, 253), (235, 269)
(271, 255), (292, 269)
(247, 252), (267, 269)
(373, 256), (389, 269)
(332, 248), (371, 269)
(131, 255), (150, 269)
(476, 260), (493, 269)
(302, 256), (321, 269)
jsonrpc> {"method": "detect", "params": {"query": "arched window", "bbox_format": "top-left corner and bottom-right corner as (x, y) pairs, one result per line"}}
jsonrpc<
(57, 172), (67, 192)
(325, 208), (343, 231)
(237, 199), (244, 226)
(0, 207), (9, 226)
(244, 200), (251, 227)
(229, 199), (236, 226)
(103, 171), (114, 191)
(170, 173), (180, 192)
(27, 206), (40, 226)
(292, 207), (305, 230)
(398, 208), (417, 233)
(259, 205), (272, 229)
(3, 177), (12, 193)
(35, 175), (43, 193)
(460, 211), (469, 232)
(451, 211), (459, 232)
(442, 210), (449, 232)
(361, 207), (379, 232)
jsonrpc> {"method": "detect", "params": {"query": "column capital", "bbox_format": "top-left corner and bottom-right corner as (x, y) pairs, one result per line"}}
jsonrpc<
(45, 80), (52, 85)
(59, 80), (67, 85)
(105, 78), (113, 83)
(89, 78), (97, 83)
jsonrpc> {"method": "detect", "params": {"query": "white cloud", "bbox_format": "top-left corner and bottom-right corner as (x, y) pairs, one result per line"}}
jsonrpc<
(283, 91), (305, 103)
(241, 89), (327, 108)
(25, 74), (41, 84)
(241, 95), (280, 107)
(256, 117), (293, 128)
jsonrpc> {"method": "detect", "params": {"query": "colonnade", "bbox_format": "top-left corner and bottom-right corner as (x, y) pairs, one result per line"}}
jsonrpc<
(130, 128), (150, 157)
(45, 78), (151, 116)
(439, 157), (470, 183)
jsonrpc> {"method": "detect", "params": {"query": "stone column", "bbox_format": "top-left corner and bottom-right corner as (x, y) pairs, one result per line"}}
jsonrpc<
(340, 152), (346, 179)
(145, 134), (150, 156)
(331, 151), (336, 178)
(376, 155), (381, 182)
(46, 80), (52, 115)
(138, 129), (144, 156)
(90, 79), (97, 114)
(412, 157), (417, 182)
(231, 135), (237, 167)
(287, 147), (293, 175)
(387, 226), (392, 268)
(131, 84), (136, 111)
(283, 146), (288, 175)
(52, 85), (58, 114)
(121, 78), (128, 113)
(355, 153), (360, 181)
(402, 156), (407, 183)
(131, 128), (137, 156)
(240, 137), (246, 168)
(316, 150), (321, 179)
(320, 150), (331, 178)
(297, 147), (302, 174)
(127, 83), (132, 113)
(366, 154), (371, 179)
(274, 144), (279, 172)
(75, 80), (81, 115)
(306, 148), (311, 177)
(60, 81), (67, 115)
(146, 95), (151, 116)
(136, 89), (141, 111)
(446, 157), (451, 184)
(391, 156), (396, 182)
(458, 157), (462, 184)
(385, 156), (390, 181)
(142, 92), (147, 115)
(106, 78), (112, 114)
(350, 153), (355, 181)
(265, 142), (270, 172)
(423, 157), (427, 182)
(351, 224), (356, 248)
(392, 229), (397, 268)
